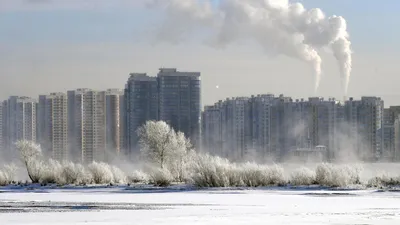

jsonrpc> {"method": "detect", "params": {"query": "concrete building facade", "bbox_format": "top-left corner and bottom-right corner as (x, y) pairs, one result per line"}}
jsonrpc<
(37, 93), (68, 161)
(249, 95), (275, 160)
(124, 73), (158, 158)
(68, 89), (106, 163)
(2, 96), (37, 152)
(202, 95), (385, 162)
(201, 104), (223, 156)
(394, 115), (400, 161)
(344, 97), (384, 161)
(158, 68), (201, 150)
(307, 97), (341, 160)
(105, 89), (124, 159)
(0, 103), (3, 154)
(382, 106), (400, 160)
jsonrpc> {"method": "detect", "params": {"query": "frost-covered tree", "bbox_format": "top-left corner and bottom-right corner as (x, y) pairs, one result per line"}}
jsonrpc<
(15, 140), (43, 183)
(138, 121), (192, 170)
(167, 131), (193, 181)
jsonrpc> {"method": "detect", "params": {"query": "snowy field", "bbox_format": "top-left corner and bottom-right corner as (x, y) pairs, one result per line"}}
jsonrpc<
(1, 187), (400, 225)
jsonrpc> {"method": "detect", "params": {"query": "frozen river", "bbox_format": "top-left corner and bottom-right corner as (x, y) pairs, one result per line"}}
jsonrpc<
(0, 187), (400, 224)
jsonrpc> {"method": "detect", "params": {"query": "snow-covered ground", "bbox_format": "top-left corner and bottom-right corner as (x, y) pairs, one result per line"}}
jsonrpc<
(1, 187), (400, 224)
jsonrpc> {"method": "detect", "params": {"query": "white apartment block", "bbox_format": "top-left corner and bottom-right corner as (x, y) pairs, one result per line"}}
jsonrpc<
(3, 96), (37, 151)
(68, 89), (106, 164)
(38, 93), (68, 161)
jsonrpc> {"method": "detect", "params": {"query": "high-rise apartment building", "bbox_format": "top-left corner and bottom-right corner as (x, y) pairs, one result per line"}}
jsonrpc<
(344, 97), (384, 161)
(105, 89), (124, 159)
(2, 96), (37, 152)
(158, 68), (201, 149)
(394, 115), (400, 161)
(37, 93), (68, 161)
(249, 94), (275, 159)
(202, 95), (386, 162)
(382, 106), (400, 160)
(269, 95), (294, 159)
(307, 97), (342, 160)
(0, 103), (3, 154)
(223, 97), (252, 160)
(68, 89), (106, 163)
(202, 103), (223, 156)
(125, 73), (158, 157)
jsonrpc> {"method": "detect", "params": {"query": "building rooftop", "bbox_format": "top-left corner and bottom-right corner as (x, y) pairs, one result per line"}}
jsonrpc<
(106, 89), (123, 95)
(128, 73), (157, 81)
(158, 68), (201, 77)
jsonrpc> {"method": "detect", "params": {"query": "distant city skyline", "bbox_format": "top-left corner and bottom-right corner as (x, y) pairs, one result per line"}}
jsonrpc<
(2, 1), (400, 106)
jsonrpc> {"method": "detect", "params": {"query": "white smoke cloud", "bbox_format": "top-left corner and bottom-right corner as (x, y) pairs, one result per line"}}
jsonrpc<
(148, 0), (352, 95)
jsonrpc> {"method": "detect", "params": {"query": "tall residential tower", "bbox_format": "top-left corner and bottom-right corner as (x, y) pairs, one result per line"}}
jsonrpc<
(158, 68), (201, 149)
(37, 93), (68, 161)
(105, 89), (125, 160)
(3, 96), (37, 152)
(68, 89), (106, 163)
(124, 73), (158, 158)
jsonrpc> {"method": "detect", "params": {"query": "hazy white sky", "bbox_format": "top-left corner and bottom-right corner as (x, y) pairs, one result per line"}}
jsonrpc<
(1, 0), (400, 106)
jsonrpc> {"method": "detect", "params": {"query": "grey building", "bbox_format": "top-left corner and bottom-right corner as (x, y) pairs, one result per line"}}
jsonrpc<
(105, 89), (124, 160)
(124, 73), (158, 158)
(394, 115), (400, 161)
(68, 89), (107, 163)
(2, 96), (37, 153)
(269, 95), (293, 160)
(249, 94), (275, 160)
(221, 97), (251, 161)
(158, 68), (201, 149)
(0, 103), (3, 154)
(307, 97), (341, 161)
(37, 93), (68, 161)
(202, 103), (223, 156)
(382, 106), (400, 161)
(344, 97), (384, 161)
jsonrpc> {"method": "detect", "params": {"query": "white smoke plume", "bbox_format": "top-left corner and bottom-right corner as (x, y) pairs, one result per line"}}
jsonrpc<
(148, 0), (352, 94)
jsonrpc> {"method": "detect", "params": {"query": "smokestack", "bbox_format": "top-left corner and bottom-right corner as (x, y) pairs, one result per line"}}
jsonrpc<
(148, 0), (352, 94)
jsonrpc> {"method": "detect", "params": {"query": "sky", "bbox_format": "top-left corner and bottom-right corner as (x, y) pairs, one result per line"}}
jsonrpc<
(1, 0), (400, 106)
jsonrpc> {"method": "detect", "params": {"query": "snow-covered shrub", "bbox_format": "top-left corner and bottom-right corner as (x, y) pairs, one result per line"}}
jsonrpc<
(0, 164), (17, 186)
(315, 163), (361, 187)
(128, 170), (149, 184)
(60, 162), (88, 185)
(188, 153), (233, 187)
(148, 167), (173, 187)
(238, 162), (263, 187)
(290, 167), (315, 186)
(88, 162), (114, 184)
(264, 164), (286, 186)
(240, 163), (286, 187)
(367, 174), (400, 188)
(111, 166), (127, 184)
(188, 153), (286, 187)
(39, 159), (62, 185)
(226, 164), (243, 187)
